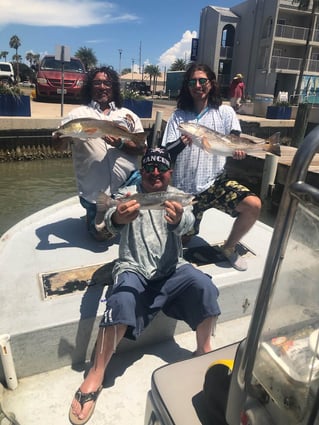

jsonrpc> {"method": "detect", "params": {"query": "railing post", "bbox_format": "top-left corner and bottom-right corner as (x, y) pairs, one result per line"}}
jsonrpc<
(260, 153), (278, 201)
(151, 111), (163, 147)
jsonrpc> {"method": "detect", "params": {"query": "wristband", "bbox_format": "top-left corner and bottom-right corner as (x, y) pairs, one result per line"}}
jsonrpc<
(117, 139), (125, 150)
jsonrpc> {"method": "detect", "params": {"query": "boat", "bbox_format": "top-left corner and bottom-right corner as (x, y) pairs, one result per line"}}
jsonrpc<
(145, 127), (319, 425)
(0, 191), (274, 424)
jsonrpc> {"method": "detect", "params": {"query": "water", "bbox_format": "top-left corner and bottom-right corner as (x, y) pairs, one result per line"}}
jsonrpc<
(0, 159), (77, 237)
(0, 158), (277, 238)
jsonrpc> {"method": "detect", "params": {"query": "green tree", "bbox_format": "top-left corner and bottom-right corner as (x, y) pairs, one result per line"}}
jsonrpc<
(292, 0), (319, 104)
(74, 46), (98, 71)
(169, 58), (187, 71)
(121, 67), (131, 76)
(9, 35), (21, 82)
(25, 51), (34, 67)
(144, 64), (161, 93)
(12, 54), (22, 63)
(0, 51), (9, 61)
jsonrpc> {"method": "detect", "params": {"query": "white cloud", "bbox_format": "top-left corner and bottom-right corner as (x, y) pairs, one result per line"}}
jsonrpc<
(159, 30), (197, 69)
(0, 0), (139, 27)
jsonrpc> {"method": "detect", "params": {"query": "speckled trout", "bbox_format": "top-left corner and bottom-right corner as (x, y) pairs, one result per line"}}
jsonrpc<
(53, 117), (146, 147)
(96, 191), (195, 211)
(179, 122), (281, 157)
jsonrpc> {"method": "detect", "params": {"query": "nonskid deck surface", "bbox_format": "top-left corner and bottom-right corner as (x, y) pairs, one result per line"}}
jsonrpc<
(0, 197), (273, 424)
(1, 316), (251, 425)
(0, 196), (272, 337)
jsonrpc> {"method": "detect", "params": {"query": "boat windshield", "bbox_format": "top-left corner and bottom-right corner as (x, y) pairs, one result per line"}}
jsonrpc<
(252, 201), (319, 423)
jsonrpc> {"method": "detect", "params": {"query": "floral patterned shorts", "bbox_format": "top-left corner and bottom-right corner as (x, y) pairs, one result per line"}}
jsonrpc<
(190, 172), (256, 235)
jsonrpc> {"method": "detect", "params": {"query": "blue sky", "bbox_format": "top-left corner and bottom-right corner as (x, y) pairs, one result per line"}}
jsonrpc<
(0, 0), (238, 73)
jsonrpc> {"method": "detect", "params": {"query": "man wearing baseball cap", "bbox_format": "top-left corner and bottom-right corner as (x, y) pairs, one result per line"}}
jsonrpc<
(229, 73), (245, 111)
(69, 147), (220, 425)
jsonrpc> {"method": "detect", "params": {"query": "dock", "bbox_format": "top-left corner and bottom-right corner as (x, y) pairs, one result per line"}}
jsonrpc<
(0, 98), (318, 199)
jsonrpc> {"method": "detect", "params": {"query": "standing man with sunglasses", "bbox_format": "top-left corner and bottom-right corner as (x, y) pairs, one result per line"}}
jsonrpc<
(162, 63), (261, 271)
(52, 66), (146, 241)
(69, 147), (220, 425)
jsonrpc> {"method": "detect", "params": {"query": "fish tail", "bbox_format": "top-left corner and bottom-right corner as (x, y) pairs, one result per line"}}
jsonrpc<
(96, 192), (117, 212)
(264, 131), (281, 156)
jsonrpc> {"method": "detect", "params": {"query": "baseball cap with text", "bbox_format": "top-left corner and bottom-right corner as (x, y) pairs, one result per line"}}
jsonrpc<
(142, 148), (171, 169)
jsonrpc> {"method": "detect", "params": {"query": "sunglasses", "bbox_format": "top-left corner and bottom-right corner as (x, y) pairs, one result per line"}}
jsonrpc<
(188, 78), (209, 88)
(143, 163), (170, 173)
(92, 80), (112, 87)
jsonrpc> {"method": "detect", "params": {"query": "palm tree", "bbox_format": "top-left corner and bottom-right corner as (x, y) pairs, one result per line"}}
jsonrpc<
(32, 54), (40, 68)
(25, 52), (34, 67)
(74, 47), (98, 71)
(144, 64), (161, 93)
(169, 58), (187, 71)
(292, 0), (319, 104)
(9, 35), (21, 82)
(0, 51), (9, 61)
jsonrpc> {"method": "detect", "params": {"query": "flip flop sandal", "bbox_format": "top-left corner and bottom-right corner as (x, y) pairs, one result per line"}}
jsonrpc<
(69, 385), (103, 425)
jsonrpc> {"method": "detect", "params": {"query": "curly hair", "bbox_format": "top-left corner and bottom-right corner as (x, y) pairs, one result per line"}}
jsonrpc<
(177, 63), (222, 111)
(82, 66), (123, 107)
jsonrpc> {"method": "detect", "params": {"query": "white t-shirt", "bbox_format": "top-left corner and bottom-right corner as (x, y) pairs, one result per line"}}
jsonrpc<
(161, 105), (241, 194)
(61, 101), (144, 203)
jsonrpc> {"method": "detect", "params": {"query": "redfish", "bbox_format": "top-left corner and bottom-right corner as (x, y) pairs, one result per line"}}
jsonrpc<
(179, 122), (281, 156)
(53, 117), (146, 147)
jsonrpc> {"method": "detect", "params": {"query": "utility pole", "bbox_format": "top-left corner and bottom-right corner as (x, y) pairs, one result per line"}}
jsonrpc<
(139, 41), (142, 74)
(131, 58), (135, 80)
(118, 49), (123, 76)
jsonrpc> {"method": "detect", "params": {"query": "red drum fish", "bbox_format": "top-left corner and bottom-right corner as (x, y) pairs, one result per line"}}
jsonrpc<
(53, 117), (146, 147)
(179, 122), (281, 156)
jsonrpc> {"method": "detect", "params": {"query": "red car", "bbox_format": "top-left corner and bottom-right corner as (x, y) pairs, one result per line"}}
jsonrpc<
(36, 55), (87, 102)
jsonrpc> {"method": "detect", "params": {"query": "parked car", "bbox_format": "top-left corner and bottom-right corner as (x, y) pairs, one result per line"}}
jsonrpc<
(35, 55), (87, 102)
(125, 81), (151, 96)
(0, 62), (15, 86)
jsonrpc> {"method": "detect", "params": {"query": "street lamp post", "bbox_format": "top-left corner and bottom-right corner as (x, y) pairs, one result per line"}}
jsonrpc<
(118, 49), (123, 76)
(131, 58), (135, 80)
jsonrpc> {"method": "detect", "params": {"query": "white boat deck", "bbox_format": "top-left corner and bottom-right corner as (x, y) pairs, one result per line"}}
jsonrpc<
(0, 196), (273, 424)
(0, 316), (251, 425)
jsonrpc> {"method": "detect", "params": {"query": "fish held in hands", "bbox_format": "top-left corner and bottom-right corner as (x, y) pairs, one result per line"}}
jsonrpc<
(53, 117), (146, 147)
(96, 191), (195, 212)
(179, 122), (281, 157)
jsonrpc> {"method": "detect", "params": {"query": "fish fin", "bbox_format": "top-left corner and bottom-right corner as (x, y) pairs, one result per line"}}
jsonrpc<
(132, 132), (147, 145)
(84, 127), (99, 135)
(113, 122), (130, 132)
(201, 136), (211, 152)
(264, 132), (281, 156)
(96, 192), (117, 211)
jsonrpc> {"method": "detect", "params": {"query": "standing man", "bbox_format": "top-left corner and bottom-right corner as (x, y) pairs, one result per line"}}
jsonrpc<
(229, 73), (245, 111)
(52, 66), (146, 241)
(162, 64), (261, 271)
(69, 148), (220, 425)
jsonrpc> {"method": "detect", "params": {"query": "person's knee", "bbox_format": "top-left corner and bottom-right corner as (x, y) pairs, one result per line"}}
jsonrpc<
(237, 195), (261, 217)
(108, 291), (137, 317)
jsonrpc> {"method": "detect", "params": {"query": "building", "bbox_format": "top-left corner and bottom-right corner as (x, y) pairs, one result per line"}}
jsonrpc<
(197, 0), (319, 103)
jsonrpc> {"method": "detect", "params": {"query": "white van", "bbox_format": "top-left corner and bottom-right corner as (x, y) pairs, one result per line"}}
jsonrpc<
(0, 62), (15, 85)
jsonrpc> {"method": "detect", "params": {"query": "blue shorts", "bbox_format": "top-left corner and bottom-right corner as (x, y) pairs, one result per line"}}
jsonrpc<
(100, 264), (220, 340)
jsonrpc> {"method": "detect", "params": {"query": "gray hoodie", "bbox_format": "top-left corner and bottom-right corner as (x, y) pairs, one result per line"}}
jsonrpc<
(105, 185), (194, 281)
